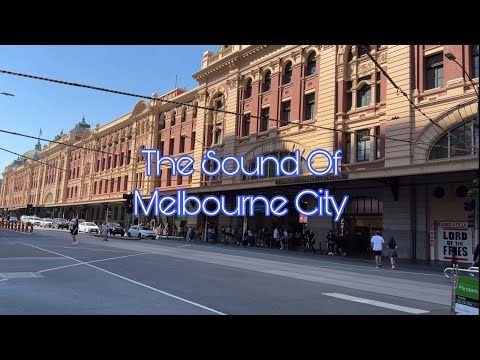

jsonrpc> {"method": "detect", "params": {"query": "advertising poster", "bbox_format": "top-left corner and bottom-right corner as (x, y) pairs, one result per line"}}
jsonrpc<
(437, 222), (473, 263)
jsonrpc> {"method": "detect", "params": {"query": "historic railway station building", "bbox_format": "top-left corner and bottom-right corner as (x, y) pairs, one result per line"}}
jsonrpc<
(1, 45), (478, 262)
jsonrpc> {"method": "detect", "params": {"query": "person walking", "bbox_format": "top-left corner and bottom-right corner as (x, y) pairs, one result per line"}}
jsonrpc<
(387, 236), (398, 269)
(101, 221), (109, 241)
(70, 218), (79, 245)
(473, 243), (479, 267)
(370, 231), (385, 268)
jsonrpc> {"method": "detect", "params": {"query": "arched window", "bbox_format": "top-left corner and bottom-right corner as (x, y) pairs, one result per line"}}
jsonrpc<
(347, 47), (354, 62)
(284, 62), (292, 84)
(358, 45), (371, 57)
(243, 151), (308, 180)
(429, 120), (478, 160)
(245, 79), (253, 98)
(307, 52), (316, 75)
(263, 71), (271, 92)
(357, 84), (371, 108)
(171, 111), (176, 126)
(181, 108), (187, 123)
(192, 102), (198, 119)
(159, 114), (166, 130)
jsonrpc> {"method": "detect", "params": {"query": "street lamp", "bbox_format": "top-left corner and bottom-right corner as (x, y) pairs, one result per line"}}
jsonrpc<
(444, 52), (479, 98)
(444, 51), (479, 262)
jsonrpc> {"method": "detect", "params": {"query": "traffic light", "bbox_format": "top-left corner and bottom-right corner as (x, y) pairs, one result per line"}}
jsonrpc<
(123, 193), (134, 213)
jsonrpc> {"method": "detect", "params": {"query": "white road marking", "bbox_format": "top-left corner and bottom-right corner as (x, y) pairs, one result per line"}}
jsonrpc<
(39, 245), (141, 253)
(38, 253), (150, 273)
(322, 293), (430, 314)
(16, 241), (225, 315)
(0, 279), (8, 282)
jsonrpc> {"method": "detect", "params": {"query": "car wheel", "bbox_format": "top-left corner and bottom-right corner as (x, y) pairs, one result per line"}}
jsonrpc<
(138, 233), (142, 239)
(127, 232), (131, 237)
(121, 232), (125, 237)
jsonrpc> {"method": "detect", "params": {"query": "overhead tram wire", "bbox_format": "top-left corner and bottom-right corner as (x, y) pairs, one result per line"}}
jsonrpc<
(360, 45), (476, 152)
(0, 68), (473, 155)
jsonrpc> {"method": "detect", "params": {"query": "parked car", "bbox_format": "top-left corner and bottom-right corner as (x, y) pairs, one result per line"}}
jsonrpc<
(68, 219), (86, 231)
(41, 218), (53, 228)
(52, 218), (69, 229)
(108, 222), (125, 236)
(78, 222), (99, 234)
(30, 217), (42, 226)
(127, 225), (156, 239)
(8, 216), (18, 222)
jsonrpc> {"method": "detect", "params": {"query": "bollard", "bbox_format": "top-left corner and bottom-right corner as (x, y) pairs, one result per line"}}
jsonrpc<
(30, 223), (34, 233)
(21, 223), (25, 232)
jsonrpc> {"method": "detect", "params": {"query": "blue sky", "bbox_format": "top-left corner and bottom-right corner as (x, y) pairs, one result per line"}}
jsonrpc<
(0, 45), (218, 179)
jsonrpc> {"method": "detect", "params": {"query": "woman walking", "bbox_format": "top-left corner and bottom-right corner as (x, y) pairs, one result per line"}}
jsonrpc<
(71, 219), (79, 245)
(388, 236), (398, 269)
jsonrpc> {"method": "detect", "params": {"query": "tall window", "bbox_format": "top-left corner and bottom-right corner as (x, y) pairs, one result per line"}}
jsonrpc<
(191, 132), (196, 151)
(426, 53), (444, 90)
(281, 101), (291, 126)
(356, 129), (370, 162)
(171, 111), (176, 126)
(160, 141), (164, 156)
(242, 114), (251, 137)
(284, 62), (292, 84)
(357, 84), (371, 108)
(260, 108), (269, 132)
(305, 93), (315, 120)
(346, 81), (353, 111)
(375, 72), (381, 103)
(177, 174), (182, 186)
(123, 175), (128, 191)
(307, 53), (316, 75)
(169, 138), (174, 155)
(180, 136), (186, 153)
(375, 126), (381, 159)
(246, 79), (252, 98)
(192, 103), (198, 118)
(429, 120), (477, 159)
(181, 109), (186, 123)
(345, 133), (351, 164)
(214, 129), (222, 144)
(127, 150), (131, 165)
(166, 168), (171, 186)
(159, 114), (165, 130)
(472, 45), (479, 79)
(264, 71), (271, 92)
(117, 176), (121, 192)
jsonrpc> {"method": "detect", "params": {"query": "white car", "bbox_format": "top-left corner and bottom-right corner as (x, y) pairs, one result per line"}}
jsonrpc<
(30, 217), (42, 226)
(8, 216), (18, 222)
(41, 218), (53, 228)
(127, 225), (156, 239)
(78, 222), (100, 234)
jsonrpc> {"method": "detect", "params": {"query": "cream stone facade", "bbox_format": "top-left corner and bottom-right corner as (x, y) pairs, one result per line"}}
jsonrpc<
(1, 45), (478, 262)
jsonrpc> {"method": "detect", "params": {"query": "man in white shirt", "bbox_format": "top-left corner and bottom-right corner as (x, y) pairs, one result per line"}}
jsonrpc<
(370, 231), (385, 268)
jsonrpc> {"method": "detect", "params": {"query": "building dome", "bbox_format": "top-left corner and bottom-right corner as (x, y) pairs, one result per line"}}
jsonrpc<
(73, 116), (90, 136)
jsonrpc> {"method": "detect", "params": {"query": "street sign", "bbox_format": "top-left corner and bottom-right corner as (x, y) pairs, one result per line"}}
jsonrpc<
(454, 276), (479, 315)
(299, 214), (308, 223)
(437, 222), (473, 263)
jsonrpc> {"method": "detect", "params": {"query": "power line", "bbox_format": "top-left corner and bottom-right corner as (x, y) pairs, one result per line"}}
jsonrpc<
(360, 45), (475, 152)
(0, 68), (475, 156)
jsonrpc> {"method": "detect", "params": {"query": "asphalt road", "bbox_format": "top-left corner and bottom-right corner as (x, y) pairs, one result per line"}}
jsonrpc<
(0, 227), (454, 315)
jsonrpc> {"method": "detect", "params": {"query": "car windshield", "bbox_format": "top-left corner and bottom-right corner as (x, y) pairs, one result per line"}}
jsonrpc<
(111, 223), (121, 227)
(140, 227), (151, 230)
(44, 219), (53, 222)
(83, 222), (96, 226)
(32, 217), (41, 221)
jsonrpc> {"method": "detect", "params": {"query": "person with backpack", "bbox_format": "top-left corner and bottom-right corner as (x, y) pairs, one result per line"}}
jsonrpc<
(387, 236), (398, 269)
(70, 218), (79, 245)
